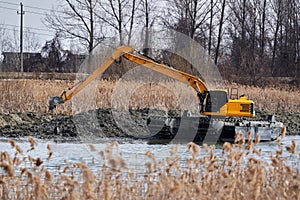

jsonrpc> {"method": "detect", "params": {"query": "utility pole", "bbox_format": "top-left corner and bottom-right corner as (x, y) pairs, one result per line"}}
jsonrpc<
(17, 2), (25, 76)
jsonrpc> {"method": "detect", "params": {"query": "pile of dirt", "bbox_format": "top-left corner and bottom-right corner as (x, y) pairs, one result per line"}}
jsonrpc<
(0, 109), (299, 140)
(0, 108), (169, 140)
(0, 112), (76, 139)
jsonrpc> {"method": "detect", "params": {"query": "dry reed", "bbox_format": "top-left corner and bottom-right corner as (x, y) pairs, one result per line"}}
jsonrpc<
(0, 79), (299, 114)
(229, 82), (300, 113)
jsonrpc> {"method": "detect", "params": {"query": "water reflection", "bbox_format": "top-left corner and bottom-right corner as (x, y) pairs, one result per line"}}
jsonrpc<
(0, 135), (299, 174)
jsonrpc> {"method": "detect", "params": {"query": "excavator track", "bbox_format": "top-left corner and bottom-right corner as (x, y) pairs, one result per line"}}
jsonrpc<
(146, 112), (284, 143)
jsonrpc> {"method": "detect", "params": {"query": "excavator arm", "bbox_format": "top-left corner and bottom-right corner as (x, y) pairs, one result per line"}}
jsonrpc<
(49, 45), (254, 118)
(49, 45), (208, 110)
(122, 53), (208, 93)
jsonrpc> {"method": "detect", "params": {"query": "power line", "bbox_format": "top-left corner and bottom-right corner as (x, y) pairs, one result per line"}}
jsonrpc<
(25, 4), (55, 12)
(26, 10), (46, 16)
(25, 6), (65, 15)
(0, 0), (64, 14)
(0, 1), (18, 6)
(1, 27), (54, 37)
(0, 5), (47, 16)
(0, 5), (16, 11)
(0, 0), (50, 11)
(3, 23), (51, 33)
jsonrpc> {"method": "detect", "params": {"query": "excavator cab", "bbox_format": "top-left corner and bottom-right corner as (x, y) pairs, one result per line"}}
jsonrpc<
(200, 90), (255, 118)
(204, 90), (228, 113)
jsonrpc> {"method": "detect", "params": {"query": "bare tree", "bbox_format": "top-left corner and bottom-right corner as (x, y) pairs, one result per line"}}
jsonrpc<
(259, 0), (267, 58)
(0, 25), (21, 53)
(0, 25), (9, 63)
(268, 0), (299, 77)
(0, 25), (10, 51)
(44, 0), (104, 53)
(208, 0), (214, 55)
(139, 0), (157, 55)
(23, 28), (41, 52)
(142, 0), (150, 55)
(214, 0), (226, 64)
(163, 0), (212, 44)
(127, 0), (137, 45)
(97, 0), (138, 45)
(41, 33), (66, 72)
(226, 0), (260, 83)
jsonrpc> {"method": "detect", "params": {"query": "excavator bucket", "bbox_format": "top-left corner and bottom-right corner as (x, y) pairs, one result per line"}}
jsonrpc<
(49, 96), (64, 111)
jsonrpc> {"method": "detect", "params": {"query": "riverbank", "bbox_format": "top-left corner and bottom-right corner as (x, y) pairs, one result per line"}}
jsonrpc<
(0, 109), (299, 140)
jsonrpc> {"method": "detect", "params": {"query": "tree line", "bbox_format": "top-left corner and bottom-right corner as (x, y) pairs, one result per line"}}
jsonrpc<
(0, 0), (299, 84)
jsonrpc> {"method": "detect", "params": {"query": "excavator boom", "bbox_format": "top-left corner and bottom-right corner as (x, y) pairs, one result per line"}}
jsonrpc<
(49, 45), (253, 118)
(49, 46), (208, 110)
(122, 53), (208, 93)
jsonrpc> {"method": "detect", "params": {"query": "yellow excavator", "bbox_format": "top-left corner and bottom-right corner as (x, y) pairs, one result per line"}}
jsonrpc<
(49, 46), (254, 118)
(49, 46), (283, 142)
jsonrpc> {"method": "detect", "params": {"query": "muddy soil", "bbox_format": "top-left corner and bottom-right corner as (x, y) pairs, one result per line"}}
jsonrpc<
(0, 109), (167, 140)
(0, 109), (299, 140)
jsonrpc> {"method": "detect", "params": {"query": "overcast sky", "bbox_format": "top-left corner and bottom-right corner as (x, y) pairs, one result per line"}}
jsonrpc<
(0, 0), (59, 43)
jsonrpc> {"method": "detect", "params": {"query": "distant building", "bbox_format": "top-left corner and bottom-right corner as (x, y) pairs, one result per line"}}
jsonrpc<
(1, 52), (21, 72)
(1, 51), (85, 73)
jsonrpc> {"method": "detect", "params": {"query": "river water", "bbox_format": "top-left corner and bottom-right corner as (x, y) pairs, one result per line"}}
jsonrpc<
(0, 135), (299, 174)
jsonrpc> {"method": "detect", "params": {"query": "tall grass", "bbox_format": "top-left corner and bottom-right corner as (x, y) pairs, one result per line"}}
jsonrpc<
(0, 136), (299, 199)
(0, 79), (299, 114)
(0, 80), (70, 114)
(230, 82), (300, 113)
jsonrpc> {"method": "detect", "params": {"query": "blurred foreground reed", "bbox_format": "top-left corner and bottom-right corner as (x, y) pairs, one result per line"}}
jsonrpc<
(0, 135), (299, 199)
